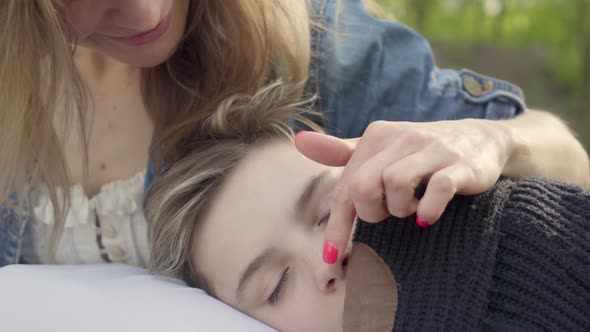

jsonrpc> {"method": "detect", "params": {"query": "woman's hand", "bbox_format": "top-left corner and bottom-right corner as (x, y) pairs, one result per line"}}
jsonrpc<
(295, 119), (515, 264)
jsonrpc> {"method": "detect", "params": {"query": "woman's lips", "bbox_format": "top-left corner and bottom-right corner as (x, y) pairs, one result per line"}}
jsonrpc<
(110, 14), (171, 47)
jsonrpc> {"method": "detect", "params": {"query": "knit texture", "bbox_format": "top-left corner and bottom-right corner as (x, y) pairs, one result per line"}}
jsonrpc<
(353, 177), (590, 331)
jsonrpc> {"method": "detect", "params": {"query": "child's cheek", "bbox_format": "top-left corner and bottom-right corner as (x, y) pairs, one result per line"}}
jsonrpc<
(267, 284), (344, 332)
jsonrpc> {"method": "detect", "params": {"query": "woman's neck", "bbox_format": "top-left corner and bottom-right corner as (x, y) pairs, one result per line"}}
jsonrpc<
(63, 45), (153, 196)
(74, 46), (141, 95)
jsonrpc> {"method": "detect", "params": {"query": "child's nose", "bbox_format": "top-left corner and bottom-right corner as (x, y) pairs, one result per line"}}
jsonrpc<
(316, 253), (349, 293)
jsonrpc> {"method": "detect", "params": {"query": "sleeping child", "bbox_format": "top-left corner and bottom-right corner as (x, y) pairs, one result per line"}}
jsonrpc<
(144, 82), (590, 332)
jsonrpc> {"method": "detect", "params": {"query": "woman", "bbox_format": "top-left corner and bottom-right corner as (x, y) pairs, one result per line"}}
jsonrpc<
(146, 83), (590, 331)
(0, 0), (588, 267)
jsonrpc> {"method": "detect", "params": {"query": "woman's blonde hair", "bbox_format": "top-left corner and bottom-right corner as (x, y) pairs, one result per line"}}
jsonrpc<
(146, 80), (320, 289)
(0, 1), (314, 258)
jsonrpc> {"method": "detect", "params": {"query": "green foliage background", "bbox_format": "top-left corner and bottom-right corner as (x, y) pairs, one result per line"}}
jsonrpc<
(376, 0), (590, 149)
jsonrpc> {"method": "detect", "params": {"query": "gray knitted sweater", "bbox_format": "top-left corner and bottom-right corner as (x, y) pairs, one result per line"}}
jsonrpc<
(353, 177), (590, 331)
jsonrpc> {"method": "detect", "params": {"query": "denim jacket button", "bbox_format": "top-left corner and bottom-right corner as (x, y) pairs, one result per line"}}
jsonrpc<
(483, 79), (494, 93)
(463, 75), (495, 97)
(463, 76), (484, 96)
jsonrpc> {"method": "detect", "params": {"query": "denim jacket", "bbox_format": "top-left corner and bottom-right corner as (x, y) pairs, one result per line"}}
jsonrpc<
(0, 0), (525, 267)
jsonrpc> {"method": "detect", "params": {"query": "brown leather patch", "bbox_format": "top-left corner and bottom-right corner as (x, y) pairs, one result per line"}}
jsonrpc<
(343, 242), (398, 332)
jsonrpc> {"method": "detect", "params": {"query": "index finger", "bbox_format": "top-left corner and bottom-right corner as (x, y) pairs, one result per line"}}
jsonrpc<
(323, 183), (358, 265)
(321, 136), (384, 264)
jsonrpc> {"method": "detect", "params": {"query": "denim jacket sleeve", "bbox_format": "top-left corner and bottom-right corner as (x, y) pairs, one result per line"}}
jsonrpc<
(311, 0), (526, 138)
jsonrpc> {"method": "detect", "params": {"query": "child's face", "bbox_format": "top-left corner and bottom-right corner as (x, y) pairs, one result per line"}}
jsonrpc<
(191, 141), (350, 332)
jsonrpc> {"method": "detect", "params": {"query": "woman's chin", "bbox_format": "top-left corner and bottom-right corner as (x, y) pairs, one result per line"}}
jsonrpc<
(107, 41), (179, 68)
(117, 50), (175, 68)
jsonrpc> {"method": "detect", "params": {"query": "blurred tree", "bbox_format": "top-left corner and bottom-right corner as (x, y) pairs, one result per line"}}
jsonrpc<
(364, 0), (397, 21)
(492, 0), (505, 40)
(579, 0), (590, 103)
(411, 0), (432, 31)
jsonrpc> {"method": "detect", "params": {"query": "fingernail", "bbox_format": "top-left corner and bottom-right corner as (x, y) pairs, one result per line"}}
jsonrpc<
(416, 216), (430, 228)
(295, 130), (307, 138)
(323, 242), (339, 264)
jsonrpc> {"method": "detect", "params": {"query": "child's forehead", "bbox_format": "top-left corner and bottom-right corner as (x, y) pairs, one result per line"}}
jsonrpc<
(220, 142), (315, 204)
(218, 140), (304, 187)
(196, 140), (327, 242)
(199, 141), (305, 212)
(243, 140), (299, 166)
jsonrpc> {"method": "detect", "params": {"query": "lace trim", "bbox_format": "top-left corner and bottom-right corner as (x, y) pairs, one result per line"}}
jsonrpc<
(33, 170), (146, 227)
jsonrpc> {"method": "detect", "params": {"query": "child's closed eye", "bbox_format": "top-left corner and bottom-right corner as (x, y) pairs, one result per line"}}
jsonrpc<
(268, 267), (290, 306)
(317, 212), (330, 227)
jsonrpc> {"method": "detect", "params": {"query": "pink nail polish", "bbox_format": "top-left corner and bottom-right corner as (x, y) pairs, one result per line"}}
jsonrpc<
(295, 130), (307, 138)
(416, 216), (430, 228)
(323, 242), (339, 265)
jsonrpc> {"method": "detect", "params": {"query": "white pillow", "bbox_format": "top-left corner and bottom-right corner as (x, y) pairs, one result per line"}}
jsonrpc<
(0, 264), (274, 332)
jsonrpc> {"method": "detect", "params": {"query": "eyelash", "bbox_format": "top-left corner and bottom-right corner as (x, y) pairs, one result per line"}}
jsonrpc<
(268, 267), (290, 306)
(318, 212), (330, 227)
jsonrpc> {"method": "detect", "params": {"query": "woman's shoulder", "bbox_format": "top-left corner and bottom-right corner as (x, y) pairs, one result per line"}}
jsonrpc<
(311, 0), (527, 138)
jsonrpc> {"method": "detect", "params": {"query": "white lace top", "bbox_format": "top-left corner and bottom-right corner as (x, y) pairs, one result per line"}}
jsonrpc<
(21, 171), (150, 267)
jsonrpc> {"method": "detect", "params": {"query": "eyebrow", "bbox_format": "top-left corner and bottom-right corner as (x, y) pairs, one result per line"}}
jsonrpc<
(235, 171), (329, 302)
(294, 171), (329, 219)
